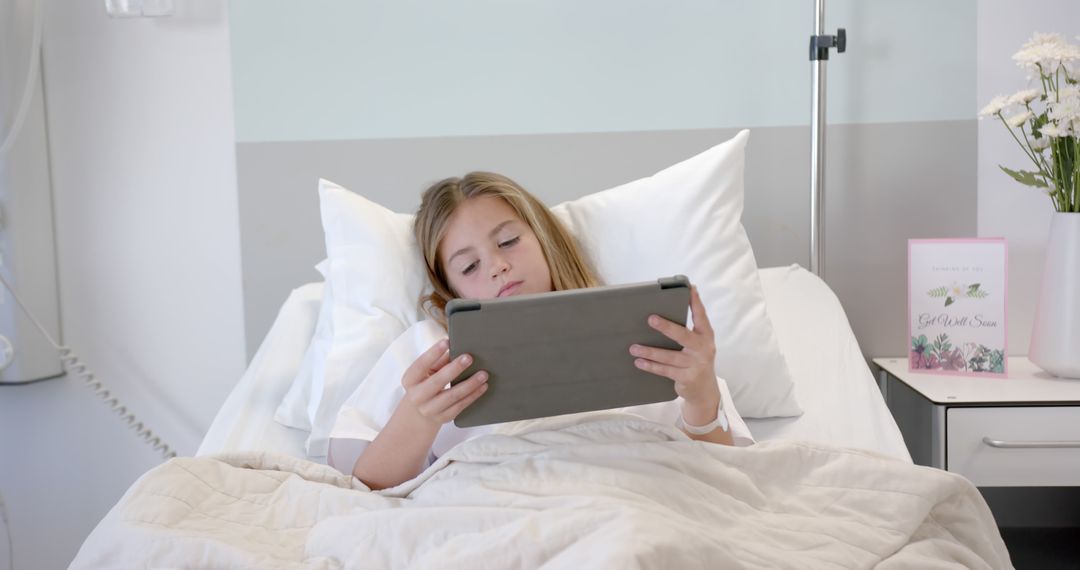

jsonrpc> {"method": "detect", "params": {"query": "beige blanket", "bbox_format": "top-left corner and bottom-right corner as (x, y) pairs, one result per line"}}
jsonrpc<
(71, 416), (1011, 569)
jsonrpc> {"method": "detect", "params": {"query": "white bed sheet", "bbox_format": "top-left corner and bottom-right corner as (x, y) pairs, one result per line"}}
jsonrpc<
(197, 265), (910, 462)
(750, 265), (910, 461)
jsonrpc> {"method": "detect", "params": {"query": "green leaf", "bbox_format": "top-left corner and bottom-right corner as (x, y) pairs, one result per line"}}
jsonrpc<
(945, 296), (954, 307)
(990, 350), (1005, 373)
(968, 283), (981, 293)
(1000, 165), (1050, 188)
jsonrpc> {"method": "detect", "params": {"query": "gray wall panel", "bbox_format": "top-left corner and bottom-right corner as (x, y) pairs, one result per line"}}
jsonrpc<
(827, 121), (978, 360)
(237, 121), (976, 364)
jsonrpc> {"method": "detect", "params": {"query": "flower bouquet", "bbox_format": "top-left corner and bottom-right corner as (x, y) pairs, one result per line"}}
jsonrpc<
(980, 33), (1080, 212)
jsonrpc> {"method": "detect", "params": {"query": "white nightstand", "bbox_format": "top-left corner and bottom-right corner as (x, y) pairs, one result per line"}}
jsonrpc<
(873, 356), (1080, 487)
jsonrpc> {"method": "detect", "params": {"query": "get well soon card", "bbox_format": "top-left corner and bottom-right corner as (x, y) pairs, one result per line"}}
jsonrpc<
(908, 238), (1007, 377)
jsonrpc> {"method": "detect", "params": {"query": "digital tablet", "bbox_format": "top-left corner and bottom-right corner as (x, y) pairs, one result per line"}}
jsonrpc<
(446, 275), (691, 427)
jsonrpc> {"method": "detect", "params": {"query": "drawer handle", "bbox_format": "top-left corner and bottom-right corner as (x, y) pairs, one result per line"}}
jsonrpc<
(982, 436), (1080, 449)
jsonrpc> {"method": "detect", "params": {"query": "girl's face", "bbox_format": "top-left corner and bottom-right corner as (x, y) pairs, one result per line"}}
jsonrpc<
(439, 195), (553, 300)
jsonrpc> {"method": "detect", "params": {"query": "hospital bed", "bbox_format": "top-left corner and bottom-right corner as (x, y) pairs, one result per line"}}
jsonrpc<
(70, 264), (1012, 568)
(70, 131), (1010, 567)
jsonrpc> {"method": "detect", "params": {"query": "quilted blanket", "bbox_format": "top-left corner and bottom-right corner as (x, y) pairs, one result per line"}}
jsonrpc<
(71, 416), (1011, 569)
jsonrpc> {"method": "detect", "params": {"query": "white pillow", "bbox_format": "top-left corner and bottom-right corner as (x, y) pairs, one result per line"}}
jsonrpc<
(550, 130), (799, 419)
(280, 182), (431, 456)
(282, 129), (800, 457)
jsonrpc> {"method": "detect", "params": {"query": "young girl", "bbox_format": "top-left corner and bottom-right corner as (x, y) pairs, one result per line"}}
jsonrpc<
(328, 172), (753, 489)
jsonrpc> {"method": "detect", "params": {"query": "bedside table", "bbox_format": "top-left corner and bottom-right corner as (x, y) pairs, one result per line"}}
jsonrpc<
(873, 356), (1080, 487)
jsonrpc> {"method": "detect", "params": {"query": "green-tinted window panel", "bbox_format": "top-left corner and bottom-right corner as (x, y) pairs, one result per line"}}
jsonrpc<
(229, 0), (975, 142)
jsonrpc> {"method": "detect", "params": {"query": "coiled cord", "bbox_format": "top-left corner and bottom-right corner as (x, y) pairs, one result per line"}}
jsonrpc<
(0, 272), (176, 460)
(59, 346), (176, 459)
(58, 346), (177, 459)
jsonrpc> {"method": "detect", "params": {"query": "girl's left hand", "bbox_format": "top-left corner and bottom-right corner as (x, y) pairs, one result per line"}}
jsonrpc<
(629, 285), (720, 410)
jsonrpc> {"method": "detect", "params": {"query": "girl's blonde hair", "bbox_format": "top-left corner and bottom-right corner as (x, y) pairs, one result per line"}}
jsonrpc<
(414, 172), (600, 327)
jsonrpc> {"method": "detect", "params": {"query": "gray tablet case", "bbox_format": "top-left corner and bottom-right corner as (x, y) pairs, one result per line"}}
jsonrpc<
(447, 275), (690, 428)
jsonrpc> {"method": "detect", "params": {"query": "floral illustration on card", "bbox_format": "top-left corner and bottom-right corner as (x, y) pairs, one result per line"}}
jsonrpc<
(910, 333), (1005, 373)
(926, 282), (989, 307)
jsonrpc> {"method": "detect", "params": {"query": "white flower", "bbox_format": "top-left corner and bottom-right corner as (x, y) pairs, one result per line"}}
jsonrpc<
(1049, 96), (1080, 123)
(1031, 136), (1051, 151)
(979, 95), (1009, 118)
(1058, 86), (1080, 100)
(1040, 123), (1070, 137)
(1007, 88), (1041, 106)
(1006, 110), (1034, 127)
(1013, 32), (1080, 71)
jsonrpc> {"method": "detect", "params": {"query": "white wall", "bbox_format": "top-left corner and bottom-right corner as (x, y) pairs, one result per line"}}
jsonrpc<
(0, 1), (246, 568)
(976, 0), (1080, 354)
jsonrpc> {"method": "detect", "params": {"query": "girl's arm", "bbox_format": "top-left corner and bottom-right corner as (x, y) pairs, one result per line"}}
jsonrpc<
(351, 339), (490, 490)
(350, 402), (441, 490)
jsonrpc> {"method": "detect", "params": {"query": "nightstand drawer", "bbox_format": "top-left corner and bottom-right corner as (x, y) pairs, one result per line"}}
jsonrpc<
(947, 406), (1080, 486)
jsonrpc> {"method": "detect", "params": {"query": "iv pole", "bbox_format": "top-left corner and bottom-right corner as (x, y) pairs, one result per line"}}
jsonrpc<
(809, 0), (845, 278)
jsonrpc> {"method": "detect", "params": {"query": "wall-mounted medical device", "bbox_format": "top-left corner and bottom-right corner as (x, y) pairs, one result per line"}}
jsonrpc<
(0, 0), (61, 384)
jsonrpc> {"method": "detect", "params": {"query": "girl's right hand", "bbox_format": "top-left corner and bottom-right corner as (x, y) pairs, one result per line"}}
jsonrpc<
(401, 338), (489, 426)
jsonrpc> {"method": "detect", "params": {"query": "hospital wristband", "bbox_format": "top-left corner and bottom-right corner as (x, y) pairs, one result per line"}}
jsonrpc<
(676, 398), (729, 435)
